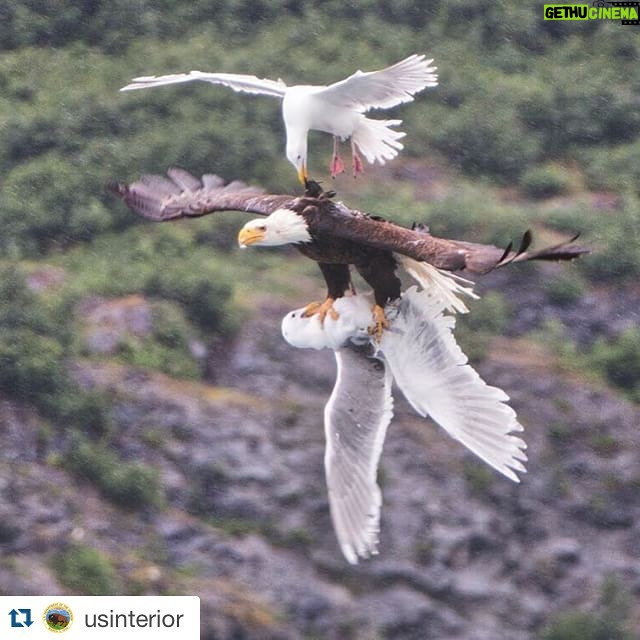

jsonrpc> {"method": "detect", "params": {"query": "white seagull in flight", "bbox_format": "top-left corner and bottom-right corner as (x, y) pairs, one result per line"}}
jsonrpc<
(120, 54), (438, 183)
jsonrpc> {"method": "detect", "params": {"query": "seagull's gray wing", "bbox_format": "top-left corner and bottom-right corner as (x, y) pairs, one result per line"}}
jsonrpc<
(381, 288), (527, 482)
(324, 342), (393, 564)
(317, 54), (437, 112)
(121, 71), (287, 98)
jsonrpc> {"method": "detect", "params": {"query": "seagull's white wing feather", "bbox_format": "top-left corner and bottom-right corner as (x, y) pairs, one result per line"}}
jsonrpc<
(324, 343), (393, 564)
(397, 255), (479, 315)
(381, 288), (527, 482)
(121, 71), (287, 98)
(317, 54), (438, 112)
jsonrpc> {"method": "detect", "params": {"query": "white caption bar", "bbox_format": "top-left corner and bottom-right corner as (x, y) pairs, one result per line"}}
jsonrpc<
(1, 596), (199, 639)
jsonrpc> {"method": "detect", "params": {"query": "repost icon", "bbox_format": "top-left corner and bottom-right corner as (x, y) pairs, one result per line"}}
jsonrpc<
(9, 608), (34, 628)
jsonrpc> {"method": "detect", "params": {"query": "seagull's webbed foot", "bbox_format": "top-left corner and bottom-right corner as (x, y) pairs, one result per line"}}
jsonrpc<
(351, 141), (365, 178)
(330, 137), (345, 178)
(352, 153), (364, 177)
(368, 304), (390, 342)
(302, 297), (340, 324)
(330, 154), (345, 178)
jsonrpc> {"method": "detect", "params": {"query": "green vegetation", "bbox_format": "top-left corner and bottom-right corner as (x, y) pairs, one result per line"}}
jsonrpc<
(541, 612), (632, 640)
(51, 545), (118, 596)
(456, 291), (511, 362)
(543, 269), (587, 307)
(588, 328), (640, 402)
(520, 164), (573, 200)
(113, 301), (203, 379)
(66, 436), (164, 510)
(538, 320), (640, 402)
(540, 576), (633, 640)
(0, 264), (112, 432)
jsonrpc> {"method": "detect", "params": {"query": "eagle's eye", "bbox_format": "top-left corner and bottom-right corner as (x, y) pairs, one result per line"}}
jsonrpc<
(257, 225), (267, 232)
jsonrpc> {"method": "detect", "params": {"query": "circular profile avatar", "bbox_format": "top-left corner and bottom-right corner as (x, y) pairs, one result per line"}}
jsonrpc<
(43, 603), (73, 633)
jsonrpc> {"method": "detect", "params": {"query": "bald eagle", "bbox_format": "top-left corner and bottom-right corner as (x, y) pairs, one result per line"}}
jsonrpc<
(120, 54), (438, 183)
(109, 168), (588, 338)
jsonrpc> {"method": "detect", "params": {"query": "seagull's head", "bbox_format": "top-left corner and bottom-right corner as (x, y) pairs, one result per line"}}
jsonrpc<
(286, 137), (308, 184)
(238, 208), (312, 248)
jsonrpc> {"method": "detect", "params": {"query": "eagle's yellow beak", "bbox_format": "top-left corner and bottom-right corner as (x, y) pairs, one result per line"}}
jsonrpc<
(238, 226), (265, 248)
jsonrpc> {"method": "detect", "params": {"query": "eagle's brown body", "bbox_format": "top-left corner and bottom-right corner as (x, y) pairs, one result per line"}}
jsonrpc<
(296, 235), (401, 308)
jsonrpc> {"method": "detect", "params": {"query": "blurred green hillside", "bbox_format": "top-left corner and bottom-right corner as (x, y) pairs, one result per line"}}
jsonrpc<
(1, 0), (639, 426)
(2, 0), (639, 251)
(1, 3), (640, 636)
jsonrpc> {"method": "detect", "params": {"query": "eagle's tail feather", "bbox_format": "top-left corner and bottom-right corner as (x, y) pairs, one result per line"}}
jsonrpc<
(352, 118), (405, 165)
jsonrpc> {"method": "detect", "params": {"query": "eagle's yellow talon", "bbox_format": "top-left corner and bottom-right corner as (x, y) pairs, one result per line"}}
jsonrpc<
(368, 304), (389, 342)
(302, 297), (339, 323)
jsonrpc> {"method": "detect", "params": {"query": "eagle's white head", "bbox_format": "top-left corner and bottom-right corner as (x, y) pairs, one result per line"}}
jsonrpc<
(238, 208), (312, 248)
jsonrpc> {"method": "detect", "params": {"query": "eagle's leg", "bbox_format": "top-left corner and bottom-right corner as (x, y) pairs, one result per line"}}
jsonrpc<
(302, 297), (339, 323)
(301, 262), (352, 324)
(369, 304), (390, 342)
(351, 140), (364, 177)
(354, 254), (401, 340)
(330, 137), (345, 178)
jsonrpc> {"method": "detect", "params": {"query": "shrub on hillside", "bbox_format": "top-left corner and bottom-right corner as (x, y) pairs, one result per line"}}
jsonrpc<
(520, 164), (573, 199)
(588, 328), (640, 402)
(51, 545), (118, 596)
(67, 437), (163, 510)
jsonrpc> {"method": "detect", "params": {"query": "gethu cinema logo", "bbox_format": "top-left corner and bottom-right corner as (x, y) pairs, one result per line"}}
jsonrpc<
(544, 3), (639, 20)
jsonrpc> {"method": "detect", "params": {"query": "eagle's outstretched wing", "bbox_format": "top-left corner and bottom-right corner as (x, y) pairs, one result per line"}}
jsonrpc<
(110, 170), (588, 274)
(107, 168), (293, 220)
(304, 201), (589, 275)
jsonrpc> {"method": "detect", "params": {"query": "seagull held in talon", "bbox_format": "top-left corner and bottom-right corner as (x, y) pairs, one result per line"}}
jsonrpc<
(120, 54), (438, 183)
(282, 289), (528, 563)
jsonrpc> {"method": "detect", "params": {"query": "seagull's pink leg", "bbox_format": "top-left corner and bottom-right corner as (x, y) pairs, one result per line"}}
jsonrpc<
(351, 140), (364, 178)
(330, 136), (345, 178)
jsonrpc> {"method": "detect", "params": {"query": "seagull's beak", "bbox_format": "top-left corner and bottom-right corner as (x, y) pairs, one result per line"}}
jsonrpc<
(297, 162), (308, 185)
(238, 227), (265, 248)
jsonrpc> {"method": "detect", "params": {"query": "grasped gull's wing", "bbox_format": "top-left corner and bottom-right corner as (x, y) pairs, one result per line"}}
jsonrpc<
(317, 54), (438, 112)
(107, 168), (294, 220)
(381, 287), (527, 482)
(121, 71), (287, 98)
(324, 342), (393, 564)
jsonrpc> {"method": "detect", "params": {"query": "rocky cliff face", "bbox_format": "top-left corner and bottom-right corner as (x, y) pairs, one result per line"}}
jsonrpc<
(1, 276), (638, 639)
